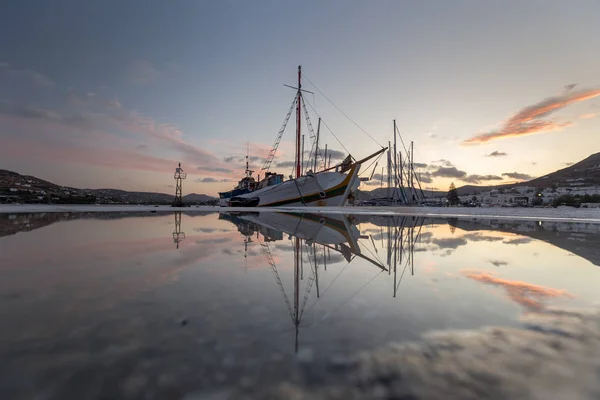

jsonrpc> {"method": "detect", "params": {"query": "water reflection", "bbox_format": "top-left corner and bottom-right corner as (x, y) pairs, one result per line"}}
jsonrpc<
(1, 211), (600, 398)
(218, 212), (424, 352)
(172, 211), (185, 249)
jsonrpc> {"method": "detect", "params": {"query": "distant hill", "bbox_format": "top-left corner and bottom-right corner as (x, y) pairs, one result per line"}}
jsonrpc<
(358, 152), (600, 199)
(0, 170), (216, 205)
(183, 193), (215, 203)
(527, 152), (600, 188)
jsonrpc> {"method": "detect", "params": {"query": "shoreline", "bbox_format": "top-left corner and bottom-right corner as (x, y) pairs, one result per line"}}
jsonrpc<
(1, 204), (599, 223)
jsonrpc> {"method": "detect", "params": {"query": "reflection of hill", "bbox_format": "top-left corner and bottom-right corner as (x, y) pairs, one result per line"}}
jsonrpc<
(0, 211), (214, 237)
(355, 215), (600, 267)
(452, 219), (600, 267)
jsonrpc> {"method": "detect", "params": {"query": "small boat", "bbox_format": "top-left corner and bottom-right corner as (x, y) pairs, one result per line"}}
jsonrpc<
(227, 196), (260, 207)
(225, 66), (385, 207)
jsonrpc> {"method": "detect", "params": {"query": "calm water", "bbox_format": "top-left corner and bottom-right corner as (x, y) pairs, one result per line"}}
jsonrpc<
(1, 211), (600, 399)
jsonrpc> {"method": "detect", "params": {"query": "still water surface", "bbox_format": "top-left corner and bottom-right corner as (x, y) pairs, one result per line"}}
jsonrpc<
(1, 211), (599, 398)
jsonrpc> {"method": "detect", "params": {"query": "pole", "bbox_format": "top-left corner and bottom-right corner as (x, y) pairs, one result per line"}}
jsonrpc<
(323, 144), (328, 171)
(387, 140), (392, 201)
(294, 237), (300, 353)
(410, 141), (414, 191)
(393, 120), (398, 203)
(296, 66), (302, 179)
(301, 134), (305, 173)
(315, 118), (321, 172)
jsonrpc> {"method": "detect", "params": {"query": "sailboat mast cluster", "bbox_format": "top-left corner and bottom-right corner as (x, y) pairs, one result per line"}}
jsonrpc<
(375, 120), (426, 205)
(218, 66), (386, 207)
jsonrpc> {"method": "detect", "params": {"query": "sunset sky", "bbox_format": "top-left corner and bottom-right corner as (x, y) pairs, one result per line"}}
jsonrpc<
(1, 1), (599, 196)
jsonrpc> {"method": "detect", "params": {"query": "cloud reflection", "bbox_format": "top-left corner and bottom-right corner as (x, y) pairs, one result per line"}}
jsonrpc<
(462, 270), (573, 310)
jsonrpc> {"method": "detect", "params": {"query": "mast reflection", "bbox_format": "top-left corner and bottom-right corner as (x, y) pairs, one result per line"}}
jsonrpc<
(220, 212), (423, 352)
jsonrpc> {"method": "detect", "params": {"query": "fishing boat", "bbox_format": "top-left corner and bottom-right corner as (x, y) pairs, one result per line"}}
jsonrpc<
(225, 66), (386, 207)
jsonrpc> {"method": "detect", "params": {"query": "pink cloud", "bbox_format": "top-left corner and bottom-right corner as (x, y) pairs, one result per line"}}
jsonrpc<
(579, 112), (600, 119)
(462, 270), (573, 310)
(1, 137), (176, 173)
(464, 88), (600, 145)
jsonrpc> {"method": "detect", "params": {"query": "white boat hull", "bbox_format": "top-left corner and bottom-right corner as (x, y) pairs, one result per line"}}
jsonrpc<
(234, 165), (360, 207)
(239, 212), (360, 248)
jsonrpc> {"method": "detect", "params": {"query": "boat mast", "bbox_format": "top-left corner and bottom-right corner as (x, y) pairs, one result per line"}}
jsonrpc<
(296, 66), (302, 179)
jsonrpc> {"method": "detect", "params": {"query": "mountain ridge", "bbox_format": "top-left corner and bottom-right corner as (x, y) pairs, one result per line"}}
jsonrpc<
(358, 152), (600, 198)
(0, 169), (216, 204)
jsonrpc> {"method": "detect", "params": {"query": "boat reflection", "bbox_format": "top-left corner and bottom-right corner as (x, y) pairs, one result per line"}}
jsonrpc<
(220, 211), (424, 352)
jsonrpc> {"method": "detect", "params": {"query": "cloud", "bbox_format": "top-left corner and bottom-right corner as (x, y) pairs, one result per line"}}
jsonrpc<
(361, 179), (384, 187)
(578, 112), (600, 119)
(322, 149), (346, 160)
(432, 237), (467, 249)
(224, 155), (262, 163)
(485, 151), (507, 157)
(564, 83), (577, 92)
(564, 162), (574, 166)
(418, 172), (433, 184)
(431, 159), (454, 167)
(461, 174), (503, 184)
(502, 172), (533, 181)
(414, 162), (428, 168)
(0, 100), (61, 121)
(503, 237), (533, 246)
(127, 60), (160, 84)
(197, 166), (233, 173)
(275, 161), (297, 168)
(463, 87), (600, 144)
(461, 270), (573, 310)
(488, 260), (508, 267)
(195, 177), (219, 183)
(1, 138), (177, 174)
(0, 63), (56, 87)
(461, 233), (504, 243)
(431, 166), (467, 179)
(2, 96), (225, 171)
(136, 144), (148, 149)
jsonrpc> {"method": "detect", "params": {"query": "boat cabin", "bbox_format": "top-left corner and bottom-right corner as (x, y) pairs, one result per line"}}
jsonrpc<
(258, 172), (283, 189)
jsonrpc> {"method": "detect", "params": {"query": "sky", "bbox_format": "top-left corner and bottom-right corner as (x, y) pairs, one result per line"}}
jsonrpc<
(1, 0), (599, 196)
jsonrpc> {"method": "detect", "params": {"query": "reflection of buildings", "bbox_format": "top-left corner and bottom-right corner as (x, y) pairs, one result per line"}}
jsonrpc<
(172, 211), (185, 249)
(356, 215), (600, 267)
(221, 211), (422, 352)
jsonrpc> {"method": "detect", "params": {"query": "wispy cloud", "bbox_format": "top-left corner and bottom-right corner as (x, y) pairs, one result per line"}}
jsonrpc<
(579, 112), (600, 119)
(502, 172), (533, 181)
(461, 174), (503, 184)
(275, 160), (296, 168)
(431, 166), (466, 179)
(0, 62), (56, 87)
(0, 93), (232, 178)
(127, 60), (160, 85)
(431, 159), (454, 167)
(463, 87), (600, 145)
(485, 151), (507, 157)
(462, 270), (573, 310)
(503, 237), (533, 245)
(195, 177), (219, 183)
(488, 260), (508, 267)
(197, 166), (233, 174)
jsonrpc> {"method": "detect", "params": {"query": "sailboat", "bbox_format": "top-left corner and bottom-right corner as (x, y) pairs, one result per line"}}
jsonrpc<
(217, 145), (265, 207)
(225, 66), (386, 207)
